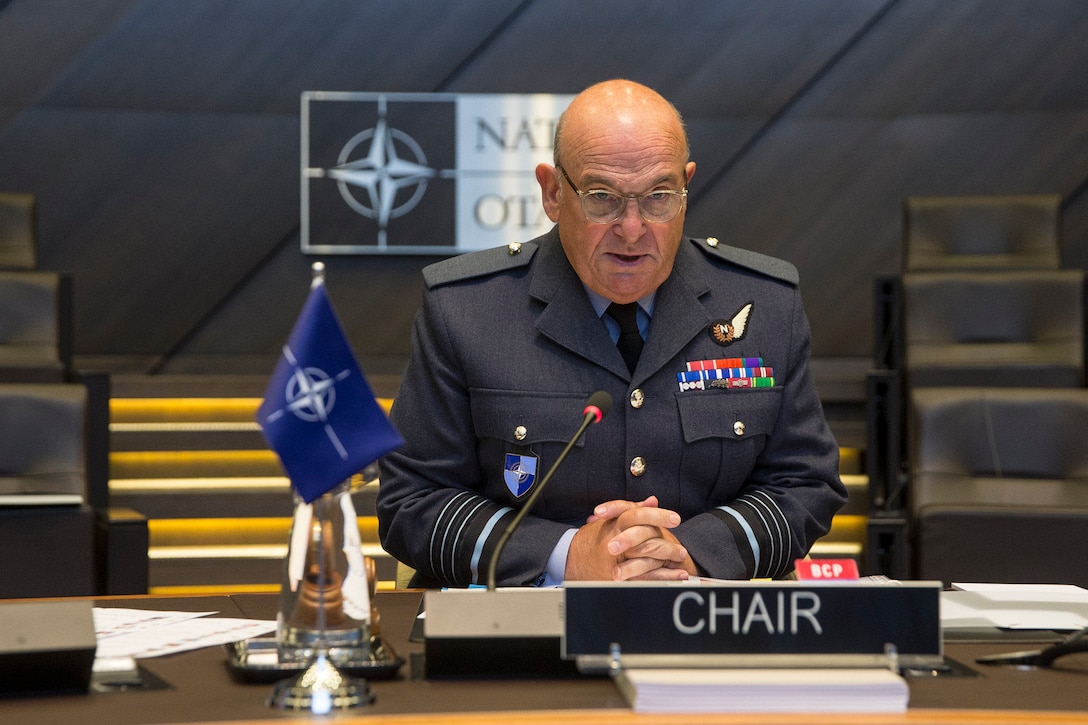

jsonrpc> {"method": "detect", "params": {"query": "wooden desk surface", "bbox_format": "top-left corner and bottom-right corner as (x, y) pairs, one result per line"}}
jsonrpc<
(1, 590), (1086, 724)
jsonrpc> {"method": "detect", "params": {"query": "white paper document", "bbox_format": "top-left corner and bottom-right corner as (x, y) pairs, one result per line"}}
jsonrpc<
(943, 584), (1088, 631)
(614, 667), (908, 714)
(92, 607), (276, 659)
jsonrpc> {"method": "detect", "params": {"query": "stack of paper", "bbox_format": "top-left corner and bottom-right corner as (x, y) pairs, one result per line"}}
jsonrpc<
(92, 608), (276, 659)
(943, 583), (1088, 631)
(614, 667), (909, 714)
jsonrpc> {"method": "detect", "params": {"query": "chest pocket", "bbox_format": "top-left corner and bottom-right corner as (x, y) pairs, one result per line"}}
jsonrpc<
(469, 389), (589, 512)
(675, 388), (783, 499)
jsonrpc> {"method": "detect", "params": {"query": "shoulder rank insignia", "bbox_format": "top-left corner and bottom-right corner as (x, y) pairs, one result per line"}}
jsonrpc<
(709, 302), (753, 346)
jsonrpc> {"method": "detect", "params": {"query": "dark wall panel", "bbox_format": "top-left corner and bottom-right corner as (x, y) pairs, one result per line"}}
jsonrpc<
(791, 0), (1088, 115)
(3, 107), (299, 354)
(0, 0), (1086, 375)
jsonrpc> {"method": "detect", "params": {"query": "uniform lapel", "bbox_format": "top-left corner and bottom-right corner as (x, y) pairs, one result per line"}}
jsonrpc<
(638, 240), (713, 379)
(529, 230), (628, 376)
(527, 232), (713, 380)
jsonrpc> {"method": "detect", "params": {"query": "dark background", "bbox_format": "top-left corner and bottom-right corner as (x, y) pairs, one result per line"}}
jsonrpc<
(2, 0), (1086, 382)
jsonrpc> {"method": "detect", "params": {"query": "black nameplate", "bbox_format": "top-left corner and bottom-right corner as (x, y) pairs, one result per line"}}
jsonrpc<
(564, 581), (942, 666)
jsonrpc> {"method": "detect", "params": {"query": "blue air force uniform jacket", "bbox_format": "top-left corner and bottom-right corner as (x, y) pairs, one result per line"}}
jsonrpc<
(376, 228), (846, 587)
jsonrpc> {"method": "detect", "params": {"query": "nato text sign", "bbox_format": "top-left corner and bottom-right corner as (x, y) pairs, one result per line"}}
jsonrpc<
(302, 92), (574, 255)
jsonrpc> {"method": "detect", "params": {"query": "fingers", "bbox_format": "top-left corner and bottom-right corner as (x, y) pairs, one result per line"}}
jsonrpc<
(614, 546), (695, 580)
(614, 503), (679, 531)
(611, 523), (699, 580)
(564, 518), (619, 581)
(586, 495), (660, 524)
(621, 534), (691, 564)
(570, 495), (696, 581)
(626, 565), (694, 582)
(604, 506), (681, 558)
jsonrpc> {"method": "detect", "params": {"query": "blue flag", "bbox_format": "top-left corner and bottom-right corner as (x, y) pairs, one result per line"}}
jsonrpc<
(257, 281), (403, 503)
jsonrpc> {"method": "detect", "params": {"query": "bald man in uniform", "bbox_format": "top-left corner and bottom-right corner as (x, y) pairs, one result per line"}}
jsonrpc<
(377, 79), (846, 587)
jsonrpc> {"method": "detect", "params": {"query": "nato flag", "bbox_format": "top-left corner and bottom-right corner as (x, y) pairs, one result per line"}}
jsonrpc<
(257, 281), (403, 503)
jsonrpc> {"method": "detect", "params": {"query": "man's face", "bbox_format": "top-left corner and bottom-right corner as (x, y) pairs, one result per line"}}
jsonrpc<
(536, 125), (695, 305)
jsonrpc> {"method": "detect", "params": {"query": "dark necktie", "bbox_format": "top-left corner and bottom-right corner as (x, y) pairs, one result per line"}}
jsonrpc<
(606, 302), (644, 373)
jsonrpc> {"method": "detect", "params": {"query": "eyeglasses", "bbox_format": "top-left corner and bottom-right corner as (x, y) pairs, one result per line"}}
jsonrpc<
(557, 167), (688, 224)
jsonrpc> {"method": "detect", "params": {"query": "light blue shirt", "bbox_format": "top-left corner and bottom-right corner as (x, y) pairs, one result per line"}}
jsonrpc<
(584, 286), (655, 343)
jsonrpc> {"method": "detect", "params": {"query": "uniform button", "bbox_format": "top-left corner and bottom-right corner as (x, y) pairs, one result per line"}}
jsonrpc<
(514, 425), (527, 441)
(629, 388), (645, 409)
(733, 421), (745, 436)
(630, 457), (646, 477)
(507, 241), (522, 255)
(706, 237), (719, 248)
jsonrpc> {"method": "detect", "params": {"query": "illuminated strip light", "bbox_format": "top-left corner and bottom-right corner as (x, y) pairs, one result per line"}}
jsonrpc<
(110, 421), (262, 432)
(809, 541), (863, 556)
(148, 580), (398, 596)
(109, 477), (292, 492)
(149, 543), (389, 560)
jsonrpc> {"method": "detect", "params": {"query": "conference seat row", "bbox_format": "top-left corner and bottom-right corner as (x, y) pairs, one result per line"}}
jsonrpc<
(867, 193), (1088, 588)
(0, 192), (147, 599)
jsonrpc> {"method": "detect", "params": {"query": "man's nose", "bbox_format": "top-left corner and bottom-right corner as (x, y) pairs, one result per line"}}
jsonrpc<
(615, 197), (645, 240)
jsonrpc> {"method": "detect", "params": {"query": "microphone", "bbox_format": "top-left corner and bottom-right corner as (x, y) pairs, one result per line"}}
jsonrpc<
(486, 391), (612, 591)
(423, 391), (613, 678)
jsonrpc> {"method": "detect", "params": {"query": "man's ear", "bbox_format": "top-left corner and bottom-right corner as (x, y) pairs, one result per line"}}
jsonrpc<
(536, 163), (561, 223)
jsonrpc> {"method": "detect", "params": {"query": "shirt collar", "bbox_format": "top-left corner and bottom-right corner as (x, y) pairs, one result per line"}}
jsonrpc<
(583, 286), (657, 319)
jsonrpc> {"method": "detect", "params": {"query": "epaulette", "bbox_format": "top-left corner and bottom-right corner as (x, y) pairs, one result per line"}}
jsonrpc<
(690, 236), (799, 286)
(423, 241), (539, 289)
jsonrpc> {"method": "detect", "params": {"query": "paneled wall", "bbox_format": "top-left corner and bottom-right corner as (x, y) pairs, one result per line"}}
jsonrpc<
(2, 0), (1086, 377)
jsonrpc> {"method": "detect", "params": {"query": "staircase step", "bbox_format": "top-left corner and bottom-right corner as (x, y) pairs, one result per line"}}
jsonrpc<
(148, 515), (380, 547)
(111, 450), (283, 479)
(109, 477), (379, 519)
(147, 544), (397, 593)
(144, 515), (392, 593)
(111, 398), (263, 423)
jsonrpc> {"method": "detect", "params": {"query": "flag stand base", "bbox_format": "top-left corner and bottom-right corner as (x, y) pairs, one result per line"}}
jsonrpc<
(267, 653), (374, 713)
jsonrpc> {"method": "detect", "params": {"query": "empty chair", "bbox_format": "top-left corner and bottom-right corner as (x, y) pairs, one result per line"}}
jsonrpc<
(909, 387), (1088, 587)
(902, 269), (1084, 388)
(904, 194), (1062, 272)
(0, 270), (71, 382)
(0, 192), (37, 270)
(0, 383), (95, 598)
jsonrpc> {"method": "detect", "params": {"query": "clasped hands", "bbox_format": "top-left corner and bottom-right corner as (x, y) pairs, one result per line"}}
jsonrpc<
(565, 495), (697, 581)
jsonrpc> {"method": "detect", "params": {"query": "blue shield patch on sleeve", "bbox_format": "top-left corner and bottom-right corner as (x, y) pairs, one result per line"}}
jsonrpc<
(503, 453), (537, 498)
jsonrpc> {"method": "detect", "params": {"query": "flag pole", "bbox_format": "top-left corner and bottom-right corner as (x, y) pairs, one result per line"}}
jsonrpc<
(310, 262), (332, 666)
(266, 262), (374, 712)
(311, 260), (328, 652)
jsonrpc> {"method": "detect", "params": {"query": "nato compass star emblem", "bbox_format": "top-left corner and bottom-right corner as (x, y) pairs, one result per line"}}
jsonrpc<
(324, 96), (436, 246)
(263, 345), (353, 460)
(504, 453), (538, 498)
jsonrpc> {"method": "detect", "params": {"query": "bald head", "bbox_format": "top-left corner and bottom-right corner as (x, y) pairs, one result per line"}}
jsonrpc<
(536, 79), (695, 304)
(553, 80), (689, 168)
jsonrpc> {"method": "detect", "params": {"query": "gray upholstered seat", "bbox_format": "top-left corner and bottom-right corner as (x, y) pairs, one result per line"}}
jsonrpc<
(904, 194), (1062, 273)
(902, 269), (1084, 389)
(0, 192), (37, 271)
(909, 387), (1088, 587)
(0, 270), (70, 383)
(0, 383), (95, 598)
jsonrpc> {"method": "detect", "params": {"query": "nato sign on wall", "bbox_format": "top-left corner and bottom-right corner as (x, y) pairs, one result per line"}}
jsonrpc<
(302, 92), (574, 255)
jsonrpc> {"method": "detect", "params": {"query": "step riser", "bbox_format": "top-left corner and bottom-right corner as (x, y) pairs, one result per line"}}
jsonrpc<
(149, 551), (398, 591)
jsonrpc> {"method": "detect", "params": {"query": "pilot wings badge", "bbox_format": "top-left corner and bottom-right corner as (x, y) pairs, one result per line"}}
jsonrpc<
(709, 302), (754, 347)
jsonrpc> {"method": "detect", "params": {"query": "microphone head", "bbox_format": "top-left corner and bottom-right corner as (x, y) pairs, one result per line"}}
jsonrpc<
(583, 390), (612, 423)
